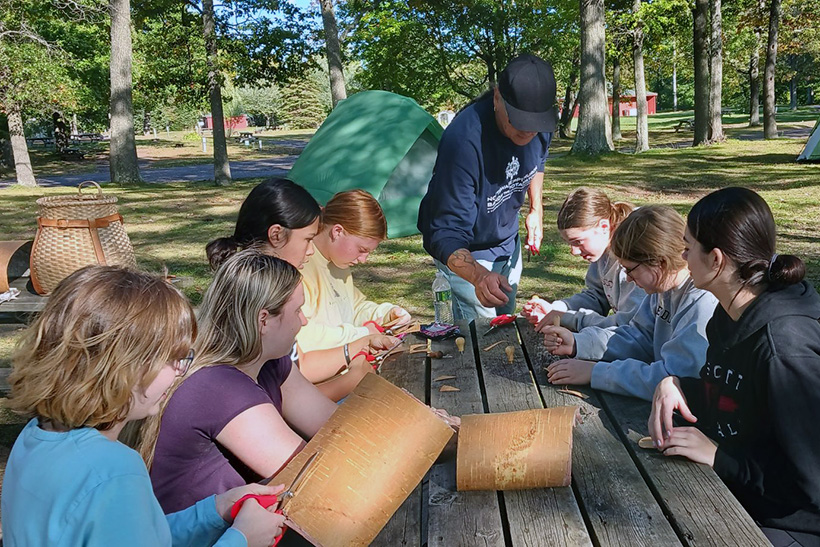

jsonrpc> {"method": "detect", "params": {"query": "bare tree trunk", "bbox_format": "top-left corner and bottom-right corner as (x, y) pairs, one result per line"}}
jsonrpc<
(612, 55), (622, 141)
(559, 54), (580, 139)
(633, 0), (649, 152)
(71, 113), (78, 136)
(109, 0), (141, 184)
(320, 0), (346, 108)
(693, 0), (710, 145)
(203, 0), (231, 185)
(708, 0), (724, 142)
(763, 0), (780, 139)
(749, 29), (761, 126)
(572, 0), (614, 155)
(8, 106), (36, 187)
(673, 41), (678, 110)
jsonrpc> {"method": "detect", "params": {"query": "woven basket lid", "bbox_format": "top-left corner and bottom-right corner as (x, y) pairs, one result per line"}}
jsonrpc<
(36, 181), (119, 219)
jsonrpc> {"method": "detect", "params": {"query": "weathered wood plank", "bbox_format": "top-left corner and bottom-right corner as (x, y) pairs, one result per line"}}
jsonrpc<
(598, 392), (770, 547)
(372, 333), (428, 547)
(475, 317), (592, 547)
(428, 321), (505, 547)
(0, 277), (45, 314)
(517, 318), (681, 547)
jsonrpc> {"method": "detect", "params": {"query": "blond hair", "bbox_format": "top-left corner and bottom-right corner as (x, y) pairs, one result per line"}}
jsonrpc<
(610, 205), (687, 278)
(134, 248), (301, 467)
(322, 189), (387, 240)
(8, 266), (194, 432)
(557, 187), (634, 231)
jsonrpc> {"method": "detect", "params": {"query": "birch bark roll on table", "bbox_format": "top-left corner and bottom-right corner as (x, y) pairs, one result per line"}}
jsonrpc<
(270, 374), (455, 547)
(457, 406), (578, 491)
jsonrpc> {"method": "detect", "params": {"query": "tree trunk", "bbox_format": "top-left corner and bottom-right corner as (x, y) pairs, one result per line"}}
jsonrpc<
(673, 42), (678, 111)
(708, 0), (724, 142)
(612, 55), (622, 141)
(749, 27), (761, 126)
(572, 0), (613, 155)
(109, 0), (141, 184)
(559, 55), (580, 139)
(8, 106), (37, 187)
(320, 0), (347, 108)
(789, 72), (797, 110)
(633, 0), (649, 152)
(763, 0), (780, 139)
(71, 113), (78, 136)
(692, 0), (710, 145)
(203, 0), (231, 185)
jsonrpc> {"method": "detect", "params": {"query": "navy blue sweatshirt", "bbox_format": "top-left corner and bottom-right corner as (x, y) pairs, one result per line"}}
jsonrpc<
(417, 97), (551, 263)
(680, 281), (820, 536)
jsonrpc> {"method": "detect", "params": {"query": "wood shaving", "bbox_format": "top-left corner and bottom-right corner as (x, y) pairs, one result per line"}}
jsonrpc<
(557, 387), (589, 400)
(439, 385), (460, 392)
(434, 375), (456, 381)
(483, 340), (505, 352)
(638, 436), (655, 450)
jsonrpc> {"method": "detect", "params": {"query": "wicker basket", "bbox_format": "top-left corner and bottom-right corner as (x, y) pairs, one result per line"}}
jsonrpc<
(30, 181), (136, 294)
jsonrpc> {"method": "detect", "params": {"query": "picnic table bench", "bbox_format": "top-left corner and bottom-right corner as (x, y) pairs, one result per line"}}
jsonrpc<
(69, 133), (104, 144)
(373, 317), (769, 547)
(26, 136), (54, 147)
(674, 118), (695, 132)
(236, 131), (258, 145)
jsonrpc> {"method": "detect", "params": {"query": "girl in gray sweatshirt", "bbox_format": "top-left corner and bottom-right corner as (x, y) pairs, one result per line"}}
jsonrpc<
(543, 205), (718, 401)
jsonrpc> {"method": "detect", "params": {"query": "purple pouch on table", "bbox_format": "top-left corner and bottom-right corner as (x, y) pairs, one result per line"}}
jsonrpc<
(419, 323), (461, 340)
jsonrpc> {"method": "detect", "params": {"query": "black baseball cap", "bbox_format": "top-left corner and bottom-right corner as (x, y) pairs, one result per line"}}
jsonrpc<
(498, 54), (558, 133)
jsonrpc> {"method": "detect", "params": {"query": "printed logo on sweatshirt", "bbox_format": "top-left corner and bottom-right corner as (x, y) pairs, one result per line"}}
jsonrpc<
(703, 363), (742, 438)
(487, 159), (537, 213)
(702, 361), (744, 392)
(654, 304), (672, 324)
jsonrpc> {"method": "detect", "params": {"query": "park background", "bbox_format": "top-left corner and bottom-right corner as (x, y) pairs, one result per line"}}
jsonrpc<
(0, 0), (819, 521)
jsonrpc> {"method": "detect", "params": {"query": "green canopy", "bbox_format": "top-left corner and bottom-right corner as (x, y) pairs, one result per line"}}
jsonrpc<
(797, 117), (820, 162)
(287, 90), (443, 238)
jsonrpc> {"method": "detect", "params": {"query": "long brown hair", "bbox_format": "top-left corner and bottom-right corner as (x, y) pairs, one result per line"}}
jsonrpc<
(8, 266), (195, 432)
(134, 249), (301, 468)
(557, 187), (634, 232)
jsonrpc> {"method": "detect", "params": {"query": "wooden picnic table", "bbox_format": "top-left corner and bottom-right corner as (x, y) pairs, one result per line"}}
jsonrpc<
(373, 317), (769, 547)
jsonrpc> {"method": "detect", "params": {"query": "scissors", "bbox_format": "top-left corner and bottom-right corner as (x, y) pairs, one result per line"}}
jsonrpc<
(352, 338), (405, 373)
(230, 451), (321, 545)
(526, 243), (540, 262)
(363, 319), (417, 337)
(483, 314), (518, 336)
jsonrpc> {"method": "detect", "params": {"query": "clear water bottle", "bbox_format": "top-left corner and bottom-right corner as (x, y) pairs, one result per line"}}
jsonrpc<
(432, 272), (454, 324)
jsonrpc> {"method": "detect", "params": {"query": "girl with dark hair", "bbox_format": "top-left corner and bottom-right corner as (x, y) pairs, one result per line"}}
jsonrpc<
(206, 178), (323, 271)
(649, 187), (820, 546)
(525, 188), (646, 358)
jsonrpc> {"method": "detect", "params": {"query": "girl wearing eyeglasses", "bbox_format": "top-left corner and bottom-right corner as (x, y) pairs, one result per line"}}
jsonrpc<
(1, 266), (285, 546)
(524, 187), (646, 358)
(649, 188), (820, 546)
(138, 250), (340, 516)
(541, 205), (718, 401)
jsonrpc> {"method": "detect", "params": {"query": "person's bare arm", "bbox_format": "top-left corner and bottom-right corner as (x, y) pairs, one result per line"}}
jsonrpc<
(446, 248), (511, 307)
(525, 172), (544, 251)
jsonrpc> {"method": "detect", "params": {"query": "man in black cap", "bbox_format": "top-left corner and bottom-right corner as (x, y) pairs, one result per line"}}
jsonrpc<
(418, 53), (558, 321)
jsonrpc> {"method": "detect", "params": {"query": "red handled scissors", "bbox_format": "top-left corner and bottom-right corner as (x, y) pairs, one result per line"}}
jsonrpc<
(483, 314), (518, 336)
(526, 243), (540, 262)
(230, 451), (320, 545)
(352, 338), (405, 373)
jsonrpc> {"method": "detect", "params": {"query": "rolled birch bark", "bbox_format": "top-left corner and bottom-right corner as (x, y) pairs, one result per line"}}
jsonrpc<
(270, 373), (454, 546)
(457, 406), (578, 491)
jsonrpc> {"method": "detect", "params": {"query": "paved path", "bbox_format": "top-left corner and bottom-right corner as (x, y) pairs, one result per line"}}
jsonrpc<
(0, 155), (299, 188)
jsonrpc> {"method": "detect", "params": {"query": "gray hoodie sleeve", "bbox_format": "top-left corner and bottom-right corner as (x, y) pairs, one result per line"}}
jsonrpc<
(573, 293), (649, 360)
(558, 263), (610, 330)
(589, 289), (716, 401)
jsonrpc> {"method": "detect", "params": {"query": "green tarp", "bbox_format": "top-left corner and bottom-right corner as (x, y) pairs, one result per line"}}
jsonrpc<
(287, 90), (443, 238)
(797, 118), (820, 162)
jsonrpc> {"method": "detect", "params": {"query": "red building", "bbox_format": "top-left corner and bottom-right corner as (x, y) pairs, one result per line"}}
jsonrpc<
(202, 114), (249, 130)
(560, 91), (658, 118)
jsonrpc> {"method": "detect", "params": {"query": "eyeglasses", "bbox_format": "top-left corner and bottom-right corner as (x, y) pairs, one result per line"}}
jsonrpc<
(173, 349), (195, 377)
(623, 262), (644, 278)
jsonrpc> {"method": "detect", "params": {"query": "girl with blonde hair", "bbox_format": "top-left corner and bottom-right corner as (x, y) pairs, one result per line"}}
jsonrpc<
(140, 250), (339, 517)
(542, 205), (718, 400)
(296, 189), (411, 373)
(524, 187), (646, 357)
(208, 181), (402, 401)
(1, 266), (285, 547)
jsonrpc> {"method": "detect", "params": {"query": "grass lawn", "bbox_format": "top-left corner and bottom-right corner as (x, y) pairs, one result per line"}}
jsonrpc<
(1, 109), (818, 368)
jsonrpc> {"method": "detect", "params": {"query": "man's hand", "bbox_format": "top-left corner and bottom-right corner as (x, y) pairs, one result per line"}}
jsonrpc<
(525, 209), (543, 252)
(474, 270), (512, 308)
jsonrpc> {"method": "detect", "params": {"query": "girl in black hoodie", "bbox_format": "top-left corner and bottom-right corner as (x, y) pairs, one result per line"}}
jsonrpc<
(648, 187), (820, 547)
